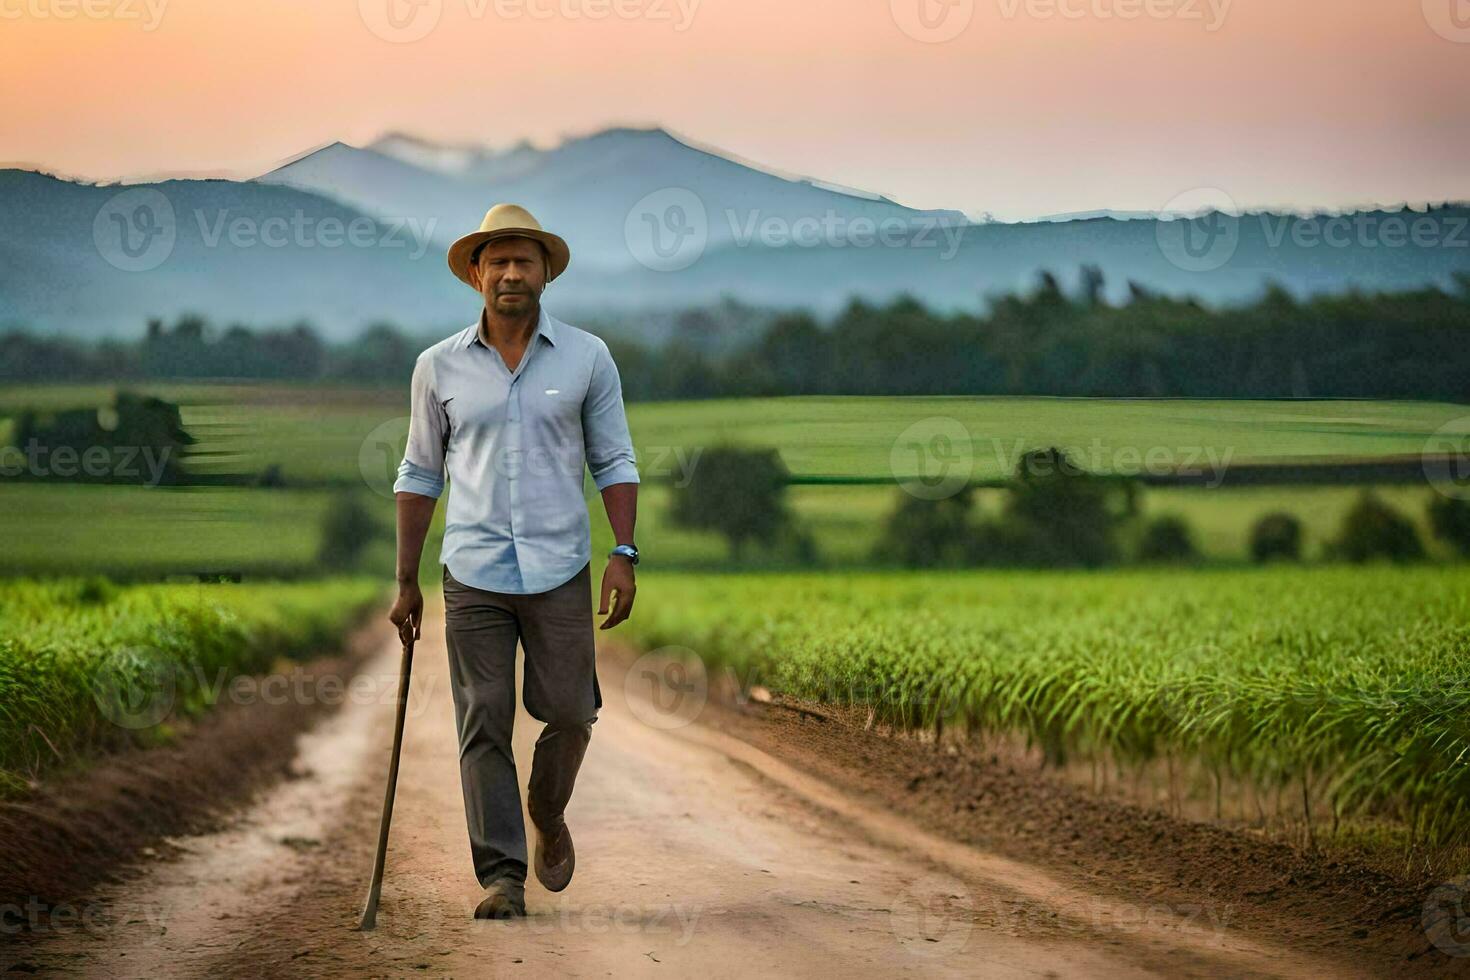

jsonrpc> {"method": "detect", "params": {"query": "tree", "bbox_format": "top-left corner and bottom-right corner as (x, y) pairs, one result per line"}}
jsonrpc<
(1137, 515), (1198, 563)
(668, 446), (793, 558)
(875, 487), (978, 568)
(1427, 494), (1470, 557)
(1000, 447), (1127, 567)
(1328, 493), (1424, 563)
(1250, 512), (1302, 562)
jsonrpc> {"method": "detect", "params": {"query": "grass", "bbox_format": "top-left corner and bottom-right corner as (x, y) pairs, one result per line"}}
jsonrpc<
(0, 575), (386, 793)
(621, 565), (1470, 849)
(594, 481), (1454, 569)
(3, 383), (1463, 486)
(625, 395), (1468, 482)
(0, 485), (397, 579)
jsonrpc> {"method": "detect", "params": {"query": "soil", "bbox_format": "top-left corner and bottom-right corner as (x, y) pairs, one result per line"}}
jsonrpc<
(2, 597), (1465, 978)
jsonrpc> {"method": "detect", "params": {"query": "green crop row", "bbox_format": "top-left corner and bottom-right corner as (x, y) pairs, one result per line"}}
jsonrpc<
(621, 565), (1470, 843)
(0, 576), (385, 793)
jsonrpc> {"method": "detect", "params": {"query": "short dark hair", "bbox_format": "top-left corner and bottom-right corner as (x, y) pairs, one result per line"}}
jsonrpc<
(471, 236), (550, 274)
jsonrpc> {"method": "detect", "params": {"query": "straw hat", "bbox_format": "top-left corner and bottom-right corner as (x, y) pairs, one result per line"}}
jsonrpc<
(447, 203), (570, 288)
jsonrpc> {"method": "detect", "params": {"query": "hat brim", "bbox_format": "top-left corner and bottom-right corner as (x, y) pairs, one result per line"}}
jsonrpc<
(447, 228), (570, 289)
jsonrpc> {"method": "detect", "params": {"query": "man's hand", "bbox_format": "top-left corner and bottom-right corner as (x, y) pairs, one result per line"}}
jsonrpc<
(598, 557), (636, 629)
(389, 581), (424, 646)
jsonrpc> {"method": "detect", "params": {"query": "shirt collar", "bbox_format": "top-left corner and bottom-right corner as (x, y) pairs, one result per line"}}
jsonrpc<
(460, 306), (559, 350)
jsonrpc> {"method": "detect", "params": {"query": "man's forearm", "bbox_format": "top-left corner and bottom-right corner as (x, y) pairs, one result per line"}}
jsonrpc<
(600, 482), (638, 546)
(395, 491), (439, 584)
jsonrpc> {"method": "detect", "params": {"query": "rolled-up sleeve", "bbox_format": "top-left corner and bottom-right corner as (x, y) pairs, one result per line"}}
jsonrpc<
(583, 340), (640, 491)
(393, 352), (448, 499)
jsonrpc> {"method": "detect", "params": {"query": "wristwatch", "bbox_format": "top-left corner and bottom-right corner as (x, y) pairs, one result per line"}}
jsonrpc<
(608, 543), (639, 565)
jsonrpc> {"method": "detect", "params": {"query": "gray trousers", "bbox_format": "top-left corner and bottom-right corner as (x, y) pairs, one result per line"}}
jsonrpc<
(442, 562), (601, 887)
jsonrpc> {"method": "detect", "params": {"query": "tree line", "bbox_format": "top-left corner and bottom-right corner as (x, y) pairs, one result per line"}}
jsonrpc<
(5, 271), (1469, 401)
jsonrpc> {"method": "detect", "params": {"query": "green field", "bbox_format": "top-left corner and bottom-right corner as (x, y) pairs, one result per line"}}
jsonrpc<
(626, 395), (1467, 482)
(4, 384), (1465, 577)
(4, 384), (1464, 486)
(622, 565), (1470, 842)
(0, 484), (400, 579)
(0, 576), (385, 793)
(3, 383), (1468, 855)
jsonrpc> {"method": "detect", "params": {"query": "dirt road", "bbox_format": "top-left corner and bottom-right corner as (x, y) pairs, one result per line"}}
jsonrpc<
(8, 597), (1359, 979)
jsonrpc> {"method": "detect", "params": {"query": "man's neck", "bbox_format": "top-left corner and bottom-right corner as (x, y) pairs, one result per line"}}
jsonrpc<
(479, 304), (539, 350)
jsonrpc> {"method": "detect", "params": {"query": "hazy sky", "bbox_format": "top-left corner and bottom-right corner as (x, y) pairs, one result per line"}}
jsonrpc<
(3, 0), (1467, 220)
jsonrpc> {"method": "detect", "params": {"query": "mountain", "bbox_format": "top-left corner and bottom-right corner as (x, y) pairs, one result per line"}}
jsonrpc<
(257, 126), (971, 270)
(0, 169), (463, 337)
(549, 205), (1470, 319)
(3, 125), (1468, 340)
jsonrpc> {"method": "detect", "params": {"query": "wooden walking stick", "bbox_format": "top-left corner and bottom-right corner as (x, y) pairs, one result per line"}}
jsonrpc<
(356, 632), (416, 931)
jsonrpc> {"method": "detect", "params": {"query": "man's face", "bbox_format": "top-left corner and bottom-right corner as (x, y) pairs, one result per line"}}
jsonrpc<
(471, 236), (548, 317)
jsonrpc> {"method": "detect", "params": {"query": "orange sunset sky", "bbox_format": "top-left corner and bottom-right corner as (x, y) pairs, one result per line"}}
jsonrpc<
(2, 0), (1467, 220)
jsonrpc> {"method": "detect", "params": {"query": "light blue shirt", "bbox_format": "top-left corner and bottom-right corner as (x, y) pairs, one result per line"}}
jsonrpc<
(393, 306), (640, 594)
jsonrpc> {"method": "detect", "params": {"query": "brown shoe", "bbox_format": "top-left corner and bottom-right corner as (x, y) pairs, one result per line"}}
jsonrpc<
(474, 878), (526, 919)
(533, 820), (575, 893)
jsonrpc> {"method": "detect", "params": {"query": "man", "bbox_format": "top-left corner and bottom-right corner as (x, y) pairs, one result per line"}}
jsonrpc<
(388, 203), (641, 920)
